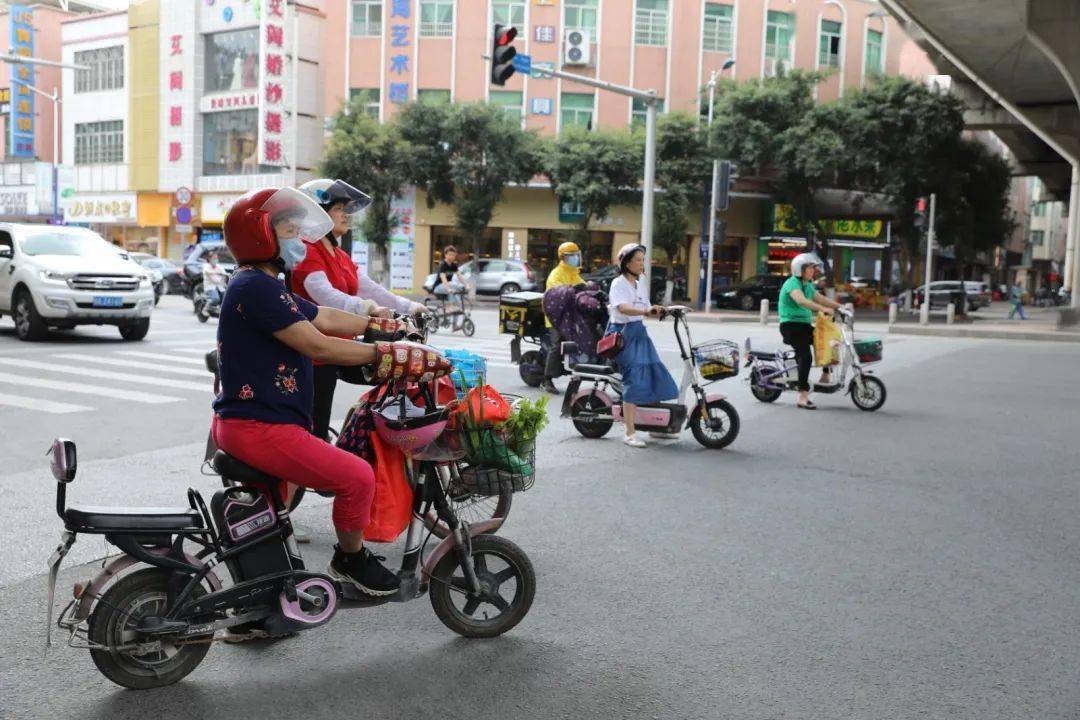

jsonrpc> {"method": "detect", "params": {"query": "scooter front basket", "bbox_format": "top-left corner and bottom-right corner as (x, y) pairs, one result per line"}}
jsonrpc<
(693, 339), (740, 380)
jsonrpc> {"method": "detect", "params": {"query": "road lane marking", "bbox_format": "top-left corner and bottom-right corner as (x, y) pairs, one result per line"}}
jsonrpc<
(0, 391), (92, 414)
(115, 351), (207, 365)
(0, 357), (210, 391)
(52, 353), (210, 378)
(0, 372), (182, 403)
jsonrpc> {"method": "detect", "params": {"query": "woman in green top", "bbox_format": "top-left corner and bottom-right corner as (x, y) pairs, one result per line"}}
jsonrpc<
(778, 253), (843, 409)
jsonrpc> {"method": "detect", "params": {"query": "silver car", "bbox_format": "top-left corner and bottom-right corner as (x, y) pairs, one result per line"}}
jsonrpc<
(424, 258), (538, 296)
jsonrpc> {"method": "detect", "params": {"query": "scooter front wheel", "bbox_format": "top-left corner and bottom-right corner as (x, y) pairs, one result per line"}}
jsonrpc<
(570, 393), (613, 438)
(849, 375), (886, 411)
(88, 568), (211, 690)
(429, 534), (535, 638)
(690, 398), (740, 449)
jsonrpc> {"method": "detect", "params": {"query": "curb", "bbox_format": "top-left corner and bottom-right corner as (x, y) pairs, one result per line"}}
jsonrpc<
(887, 325), (1080, 343)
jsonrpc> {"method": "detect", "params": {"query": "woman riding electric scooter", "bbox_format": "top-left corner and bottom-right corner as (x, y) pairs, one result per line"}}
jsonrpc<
(212, 186), (448, 598)
(290, 178), (428, 442)
(778, 252), (844, 410)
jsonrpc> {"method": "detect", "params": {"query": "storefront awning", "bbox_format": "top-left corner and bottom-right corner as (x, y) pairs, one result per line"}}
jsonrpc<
(761, 236), (889, 250)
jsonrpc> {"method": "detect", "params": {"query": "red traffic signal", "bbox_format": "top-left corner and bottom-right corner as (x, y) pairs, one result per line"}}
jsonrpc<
(491, 24), (518, 86)
(914, 196), (928, 229)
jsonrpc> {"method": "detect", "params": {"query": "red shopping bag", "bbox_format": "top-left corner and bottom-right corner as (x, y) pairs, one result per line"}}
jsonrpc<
(452, 384), (511, 428)
(364, 430), (413, 543)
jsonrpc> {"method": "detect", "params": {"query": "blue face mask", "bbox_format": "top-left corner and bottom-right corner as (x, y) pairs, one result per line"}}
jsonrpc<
(279, 237), (307, 270)
(565, 254), (581, 268)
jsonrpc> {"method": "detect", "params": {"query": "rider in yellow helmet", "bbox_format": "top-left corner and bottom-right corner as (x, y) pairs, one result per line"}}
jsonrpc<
(540, 241), (585, 393)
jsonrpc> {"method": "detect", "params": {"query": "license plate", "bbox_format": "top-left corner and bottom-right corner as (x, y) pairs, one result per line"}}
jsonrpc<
(92, 296), (123, 308)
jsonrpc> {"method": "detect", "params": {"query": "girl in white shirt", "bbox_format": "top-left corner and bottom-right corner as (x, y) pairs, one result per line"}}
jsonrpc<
(607, 244), (679, 448)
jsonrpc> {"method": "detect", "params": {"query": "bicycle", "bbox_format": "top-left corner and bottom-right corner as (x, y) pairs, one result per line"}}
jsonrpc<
(424, 287), (475, 337)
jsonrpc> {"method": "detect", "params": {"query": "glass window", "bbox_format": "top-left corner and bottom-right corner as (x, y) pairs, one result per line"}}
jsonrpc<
(73, 46), (124, 93)
(420, 1), (454, 37)
(417, 89), (451, 104)
(490, 90), (523, 121)
(560, 92), (594, 130)
(202, 110), (274, 176)
(1030, 230), (1045, 246)
(492, 1), (525, 27)
(631, 98), (665, 127)
(865, 28), (883, 76)
(351, 0), (382, 37)
(702, 3), (733, 54)
(564, 0), (598, 34)
(635, 0), (668, 47)
(74, 120), (123, 164)
(765, 11), (795, 75)
(204, 29), (259, 93)
(819, 19), (842, 68)
(1033, 202), (1047, 217)
(349, 88), (381, 118)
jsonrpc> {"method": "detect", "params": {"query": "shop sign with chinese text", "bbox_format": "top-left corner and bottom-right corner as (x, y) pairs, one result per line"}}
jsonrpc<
(773, 203), (883, 240)
(63, 193), (137, 224)
(8, 5), (35, 158)
(258, 0), (290, 166)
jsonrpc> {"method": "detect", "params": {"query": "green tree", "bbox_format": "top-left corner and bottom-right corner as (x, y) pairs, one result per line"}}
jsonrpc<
(545, 126), (643, 257)
(652, 112), (713, 302)
(319, 98), (413, 254)
(397, 101), (543, 262)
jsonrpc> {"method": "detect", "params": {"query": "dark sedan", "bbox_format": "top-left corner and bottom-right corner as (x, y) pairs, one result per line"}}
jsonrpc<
(713, 274), (785, 311)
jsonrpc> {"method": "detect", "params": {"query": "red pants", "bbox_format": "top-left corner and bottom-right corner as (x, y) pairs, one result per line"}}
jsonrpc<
(212, 416), (375, 533)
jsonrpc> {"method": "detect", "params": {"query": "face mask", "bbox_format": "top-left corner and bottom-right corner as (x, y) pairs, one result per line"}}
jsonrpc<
(279, 237), (307, 270)
(565, 254), (581, 268)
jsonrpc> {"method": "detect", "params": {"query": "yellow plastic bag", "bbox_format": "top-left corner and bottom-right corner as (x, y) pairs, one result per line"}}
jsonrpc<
(813, 313), (842, 367)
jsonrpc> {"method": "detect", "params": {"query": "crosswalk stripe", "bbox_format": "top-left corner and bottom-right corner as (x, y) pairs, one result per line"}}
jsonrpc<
(0, 391), (92, 414)
(52, 353), (211, 378)
(150, 328), (218, 336)
(0, 372), (182, 404)
(0, 357), (210, 392)
(116, 351), (207, 365)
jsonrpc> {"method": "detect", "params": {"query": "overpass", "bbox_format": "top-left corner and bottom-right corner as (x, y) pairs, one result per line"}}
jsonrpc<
(879, 0), (1080, 307)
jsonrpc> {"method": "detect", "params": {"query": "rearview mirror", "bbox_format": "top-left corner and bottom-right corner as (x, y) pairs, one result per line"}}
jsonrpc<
(0, 246), (12, 259)
(49, 438), (77, 483)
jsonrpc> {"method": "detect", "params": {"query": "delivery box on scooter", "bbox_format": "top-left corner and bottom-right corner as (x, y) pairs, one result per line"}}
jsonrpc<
(499, 292), (545, 337)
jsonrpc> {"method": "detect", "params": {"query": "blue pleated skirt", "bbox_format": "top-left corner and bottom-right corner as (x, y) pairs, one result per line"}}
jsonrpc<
(610, 320), (679, 404)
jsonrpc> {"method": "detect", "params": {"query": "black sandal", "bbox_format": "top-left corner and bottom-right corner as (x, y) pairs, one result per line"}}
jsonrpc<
(797, 400), (818, 410)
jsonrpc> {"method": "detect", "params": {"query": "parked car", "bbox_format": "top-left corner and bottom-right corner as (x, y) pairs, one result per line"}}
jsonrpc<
(422, 258), (537, 296)
(713, 274), (786, 311)
(181, 242), (236, 298)
(915, 281), (989, 312)
(581, 263), (687, 303)
(131, 253), (184, 296)
(0, 223), (155, 341)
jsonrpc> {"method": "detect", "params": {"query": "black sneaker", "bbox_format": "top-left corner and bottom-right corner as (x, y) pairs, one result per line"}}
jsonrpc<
(540, 379), (559, 394)
(329, 545), (400, 597)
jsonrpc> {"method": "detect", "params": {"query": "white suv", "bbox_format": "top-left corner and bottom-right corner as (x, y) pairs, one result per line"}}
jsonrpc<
(0, 223), (155, 341)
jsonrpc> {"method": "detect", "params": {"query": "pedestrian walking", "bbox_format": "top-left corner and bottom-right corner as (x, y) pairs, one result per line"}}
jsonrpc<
(1008, 282), (1027, 320)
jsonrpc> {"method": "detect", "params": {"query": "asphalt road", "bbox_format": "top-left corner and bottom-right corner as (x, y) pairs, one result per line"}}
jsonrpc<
(1, 295), (1078, 719)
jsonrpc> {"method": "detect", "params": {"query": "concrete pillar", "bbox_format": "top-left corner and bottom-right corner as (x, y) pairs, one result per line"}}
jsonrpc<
(1068, 164), (1080, 307)
(413, 224), (432, 295)
(759, 298), (769, 325)
(687, 235), (702, 306)
(946, 302), (956, 324)
(888, 302), (898, 324)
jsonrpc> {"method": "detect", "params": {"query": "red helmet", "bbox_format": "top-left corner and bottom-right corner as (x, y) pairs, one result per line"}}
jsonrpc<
(224, 187), (333, 265)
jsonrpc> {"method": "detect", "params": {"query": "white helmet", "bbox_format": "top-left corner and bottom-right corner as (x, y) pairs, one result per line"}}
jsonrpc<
(790, 252), (823, 278)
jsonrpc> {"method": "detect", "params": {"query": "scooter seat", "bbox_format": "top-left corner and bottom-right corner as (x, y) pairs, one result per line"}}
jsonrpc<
(749, 348), (793, 359)
(572, 363), (617, 376)
(65, 505), (204, 532)
(212, 451), (282, 489)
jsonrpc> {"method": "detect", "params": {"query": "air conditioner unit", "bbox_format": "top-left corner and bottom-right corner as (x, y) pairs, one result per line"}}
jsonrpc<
(563, 28), (591, 66)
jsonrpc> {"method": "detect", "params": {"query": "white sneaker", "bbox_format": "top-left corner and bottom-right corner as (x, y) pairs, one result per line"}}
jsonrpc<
(623, 434), (647, 448)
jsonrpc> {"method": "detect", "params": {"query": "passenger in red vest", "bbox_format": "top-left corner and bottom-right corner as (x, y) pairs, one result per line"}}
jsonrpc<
(290, 179), (427, 441)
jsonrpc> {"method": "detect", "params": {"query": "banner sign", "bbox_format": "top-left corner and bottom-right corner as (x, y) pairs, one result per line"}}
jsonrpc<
(258, 0), (289, 165)
(388, 188), (415, 291)
(9, 5), (35, 158)
(774, 203), (883, 240)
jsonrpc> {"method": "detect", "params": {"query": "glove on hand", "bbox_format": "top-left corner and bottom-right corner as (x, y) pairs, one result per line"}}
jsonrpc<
(362, 316), (407, 343)
(371, 341), (452, 384)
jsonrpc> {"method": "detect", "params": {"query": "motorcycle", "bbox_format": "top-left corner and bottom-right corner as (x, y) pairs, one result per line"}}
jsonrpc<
(192, 287), (222, 322)
(44, 376), (537, 690)
(560, 306), (741, 449)
(744, 310), (887, 411)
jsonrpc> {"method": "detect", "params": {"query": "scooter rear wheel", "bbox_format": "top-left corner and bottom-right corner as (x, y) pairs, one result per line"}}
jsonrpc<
(570, 393), (613, 438)
(689, 398), (740, 449)
(88, 568), (211, 690)
(429, 534), (535, 638)
(518, 350), (544, 387)
(750, 369), (782, 403)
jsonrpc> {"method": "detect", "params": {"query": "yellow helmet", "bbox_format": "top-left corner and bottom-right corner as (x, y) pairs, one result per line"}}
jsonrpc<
(558, 241), (580, 259)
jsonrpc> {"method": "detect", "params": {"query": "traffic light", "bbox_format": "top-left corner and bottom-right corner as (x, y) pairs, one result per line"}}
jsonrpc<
(913, 197), (928, 229)
(491, 24), (518, 86)
(717, 160), (736, 211)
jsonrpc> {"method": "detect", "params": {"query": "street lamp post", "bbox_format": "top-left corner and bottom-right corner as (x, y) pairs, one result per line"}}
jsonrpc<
(703, 58), (735, 313)
(0, 55), (89, 223)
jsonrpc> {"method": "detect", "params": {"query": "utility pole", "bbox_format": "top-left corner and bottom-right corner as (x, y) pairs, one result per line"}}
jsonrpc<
(703, 58), (734, 312)
(920, 193), (937, 325)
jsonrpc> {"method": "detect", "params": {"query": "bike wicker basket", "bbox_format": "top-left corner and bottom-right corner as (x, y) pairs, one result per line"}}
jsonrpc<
(853, 337), (883, 364)
(692, 339), (740, 380)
